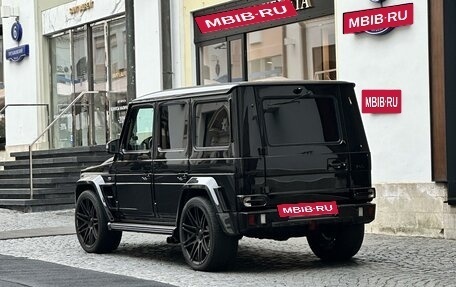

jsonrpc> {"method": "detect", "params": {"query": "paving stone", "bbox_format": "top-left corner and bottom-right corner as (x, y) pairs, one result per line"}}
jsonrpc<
(0, 209), (455, 286)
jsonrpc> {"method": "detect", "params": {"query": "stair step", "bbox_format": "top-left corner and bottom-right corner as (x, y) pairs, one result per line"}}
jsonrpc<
(11, 145), (107, 160)
(0, 167), (82, 178)
(0, 146), (107, 211)
(0, 187), (75, 199)
(0, 177), (79, 188)
(0, 156), (110, 169)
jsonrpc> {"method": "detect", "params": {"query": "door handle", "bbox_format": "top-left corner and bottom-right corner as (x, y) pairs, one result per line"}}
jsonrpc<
(328, 160), (347, 170)
(177, 173), (188, 182)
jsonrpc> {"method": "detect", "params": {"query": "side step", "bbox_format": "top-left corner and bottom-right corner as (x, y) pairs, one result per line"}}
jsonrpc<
(108, 222), (175, 235)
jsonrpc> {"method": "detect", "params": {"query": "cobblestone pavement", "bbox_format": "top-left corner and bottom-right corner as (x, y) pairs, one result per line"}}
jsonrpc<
(0, 209), (455, 287)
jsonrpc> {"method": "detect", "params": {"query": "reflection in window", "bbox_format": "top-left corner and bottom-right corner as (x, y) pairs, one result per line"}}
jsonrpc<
(247, 27), (284, 81)
(245, 16), (336, 81)
(160, 103), (188, 150)
(200, 42), (228, 85)
(262, 97), (339, 145)
(110, 18), (127, 92)
(230, 39), (243, 82)
(195, 101), (230, 147)
(125, 107), (154, 151)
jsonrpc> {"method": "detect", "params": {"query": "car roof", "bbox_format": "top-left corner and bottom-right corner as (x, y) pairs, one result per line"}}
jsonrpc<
(132, 80), (354, 103)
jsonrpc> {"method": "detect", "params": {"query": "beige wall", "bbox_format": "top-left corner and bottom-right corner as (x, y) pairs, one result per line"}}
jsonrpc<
(182, 0), (228, 86)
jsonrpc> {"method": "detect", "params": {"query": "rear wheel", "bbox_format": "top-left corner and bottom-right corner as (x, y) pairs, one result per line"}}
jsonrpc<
(307, 224), (364, 262)
(75, 190), (122, 253)
(179, 197), (238, 271)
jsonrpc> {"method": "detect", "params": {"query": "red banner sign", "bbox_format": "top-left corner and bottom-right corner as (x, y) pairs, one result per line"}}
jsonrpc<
(277, 201), (338, 218)
(343, 3), (414, 34)
(195, 1), (297, 34)
(362, 90), (402, 114)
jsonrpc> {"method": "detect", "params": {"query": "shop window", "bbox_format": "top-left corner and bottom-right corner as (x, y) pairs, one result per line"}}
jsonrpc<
(230, 39), (244, 82)
(200, 42), (228, 84)
(197, 16), (336, 84)
(49, 17), (127, 149)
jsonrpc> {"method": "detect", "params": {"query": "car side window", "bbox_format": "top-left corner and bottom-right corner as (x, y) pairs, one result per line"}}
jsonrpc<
(194, 100), (231, 148)
(159, 102), (189, 150)
(124, 107), (154, 151)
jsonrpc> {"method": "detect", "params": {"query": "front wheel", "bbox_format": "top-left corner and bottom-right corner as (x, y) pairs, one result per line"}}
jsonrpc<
(307, 224), (365, 262)
(179, 197), (238, 271)
(75, 190), (122, 253)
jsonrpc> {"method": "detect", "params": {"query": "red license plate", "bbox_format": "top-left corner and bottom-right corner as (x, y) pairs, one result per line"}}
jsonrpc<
(277, 201), (339, 218)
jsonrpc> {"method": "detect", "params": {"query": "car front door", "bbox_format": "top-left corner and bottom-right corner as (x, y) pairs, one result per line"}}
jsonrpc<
(113, 104), (155, 221)
(153, 100), (190, 220)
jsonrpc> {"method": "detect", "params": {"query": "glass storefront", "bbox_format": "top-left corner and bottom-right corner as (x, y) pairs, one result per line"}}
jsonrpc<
(198, 16), (336, 83)
(49, 17), (128, 149)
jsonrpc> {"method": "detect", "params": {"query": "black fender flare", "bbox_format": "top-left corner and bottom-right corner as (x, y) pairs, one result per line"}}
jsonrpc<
(76, 174), (114, 222)
(176, 177), (238, 236)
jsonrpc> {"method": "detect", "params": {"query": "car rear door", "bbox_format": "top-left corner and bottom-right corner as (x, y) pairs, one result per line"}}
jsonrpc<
(256, 84), (351, 205)
(153, 100), (190, 220)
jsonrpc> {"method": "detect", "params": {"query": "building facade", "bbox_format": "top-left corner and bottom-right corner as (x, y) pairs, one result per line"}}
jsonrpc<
(0, 0), (163, 156)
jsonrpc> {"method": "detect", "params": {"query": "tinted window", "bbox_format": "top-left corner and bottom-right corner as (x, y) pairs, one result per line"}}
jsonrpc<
(159, 102), (188, 150)
(124, 107), (154, 151)
(262, 97), (339, 145)
(194, 101), (230, 147)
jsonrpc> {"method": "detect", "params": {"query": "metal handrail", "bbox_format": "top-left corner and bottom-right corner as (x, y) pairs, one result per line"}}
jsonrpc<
(28, 91), (109, 199)
(0, 103), (51, 148)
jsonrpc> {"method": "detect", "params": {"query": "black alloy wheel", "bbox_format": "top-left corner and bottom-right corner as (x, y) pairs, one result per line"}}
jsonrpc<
(181, 204), (211, 264)
(75, 190), (122, 253)
(179, 197), (238, 271)
(76, 196), (99, 247)
(307, 223), (365, 262)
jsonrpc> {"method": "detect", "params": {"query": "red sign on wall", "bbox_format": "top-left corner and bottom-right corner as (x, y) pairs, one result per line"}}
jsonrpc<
(362, 90), (402, 114)
(343, 3), (414, 34)
(195, 1), (297, 34)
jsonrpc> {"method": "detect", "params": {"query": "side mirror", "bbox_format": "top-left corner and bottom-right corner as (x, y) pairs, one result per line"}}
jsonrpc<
(106, 139), (120, 154)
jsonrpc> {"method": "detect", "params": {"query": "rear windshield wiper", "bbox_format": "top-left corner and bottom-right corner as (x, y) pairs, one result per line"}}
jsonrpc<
(265, 89), (314, 111)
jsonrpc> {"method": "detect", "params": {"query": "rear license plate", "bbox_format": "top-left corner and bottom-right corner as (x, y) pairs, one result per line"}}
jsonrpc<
(277, 201), (339, 218)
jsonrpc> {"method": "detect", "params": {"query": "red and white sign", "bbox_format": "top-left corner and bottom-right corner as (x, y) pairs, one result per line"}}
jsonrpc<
(277, 201), (339, 218)
(362, 90), (402, 114)
(343, 3), (414, 34)
(195, 1), (297, 34)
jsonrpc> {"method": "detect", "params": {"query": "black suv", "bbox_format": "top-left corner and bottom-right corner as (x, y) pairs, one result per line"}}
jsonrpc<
(75, 81), (375, 271)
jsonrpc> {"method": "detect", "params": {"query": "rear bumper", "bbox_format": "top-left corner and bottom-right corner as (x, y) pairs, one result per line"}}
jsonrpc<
(235, 203), (375, 235)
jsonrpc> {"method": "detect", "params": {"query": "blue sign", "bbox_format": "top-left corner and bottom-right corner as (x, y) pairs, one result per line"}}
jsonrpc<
(11, 21), (23, 42)
(6, 45), (29, 62)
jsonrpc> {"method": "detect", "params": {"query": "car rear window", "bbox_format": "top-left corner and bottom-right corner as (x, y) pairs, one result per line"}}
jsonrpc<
(262, 95), (340, 146)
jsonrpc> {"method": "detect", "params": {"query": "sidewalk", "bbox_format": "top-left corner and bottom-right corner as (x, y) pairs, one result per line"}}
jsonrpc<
(0, 208), (75, 240)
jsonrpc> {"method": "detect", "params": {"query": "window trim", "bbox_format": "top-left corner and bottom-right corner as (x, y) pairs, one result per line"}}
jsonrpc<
(157, 100), (189, 153)
(192, 96), (232, 151)
(120, 103), (155, 154)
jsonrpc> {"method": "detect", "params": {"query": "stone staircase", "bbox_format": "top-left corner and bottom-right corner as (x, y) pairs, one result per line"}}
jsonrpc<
(0, 145), (111, 212)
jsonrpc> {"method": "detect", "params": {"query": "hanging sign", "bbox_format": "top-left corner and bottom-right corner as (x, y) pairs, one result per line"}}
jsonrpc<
(362, 90), (402, 114)
(195, 1), (297, 34)
(343, 3), (414, 35)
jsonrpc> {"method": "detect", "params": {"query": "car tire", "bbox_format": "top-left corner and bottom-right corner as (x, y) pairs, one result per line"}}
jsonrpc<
(75, 190), (122, 253)
(179, 197), (238, 271)
(307, 224), (364, 262)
